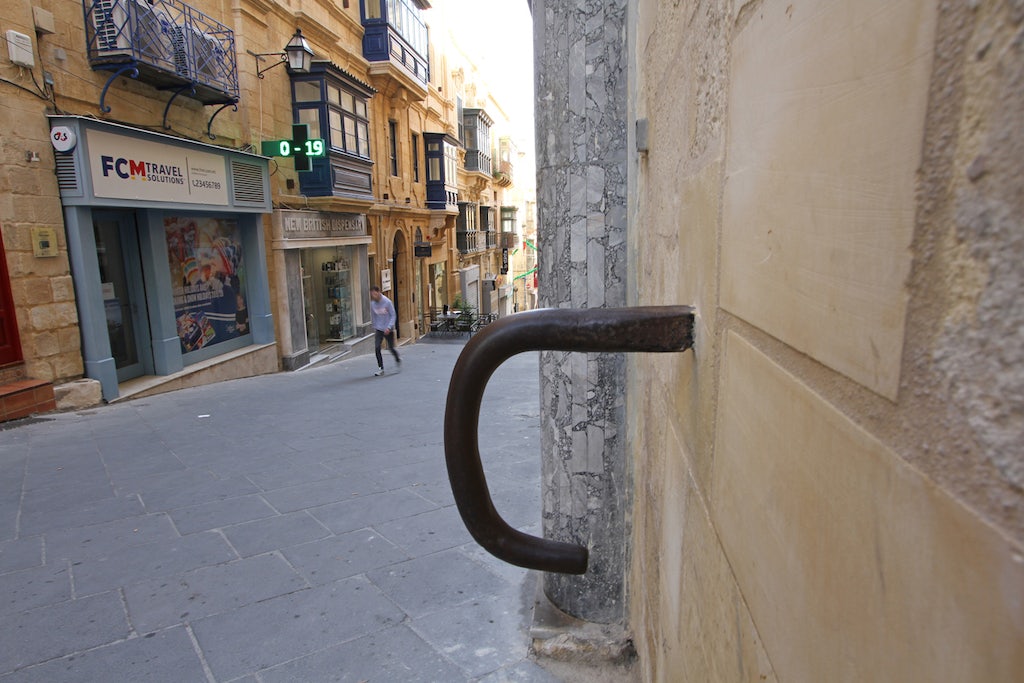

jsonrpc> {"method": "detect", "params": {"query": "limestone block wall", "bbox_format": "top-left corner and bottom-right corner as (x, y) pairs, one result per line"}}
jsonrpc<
(626, 0), (1023, 680)
(1, 2), (83, 384)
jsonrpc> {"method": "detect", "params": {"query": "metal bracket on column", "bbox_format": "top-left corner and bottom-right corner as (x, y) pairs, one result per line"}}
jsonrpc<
(443, 306), (695, 575)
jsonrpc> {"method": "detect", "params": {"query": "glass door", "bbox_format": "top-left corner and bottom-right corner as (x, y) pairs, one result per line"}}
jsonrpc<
(93, 211), (150, 381)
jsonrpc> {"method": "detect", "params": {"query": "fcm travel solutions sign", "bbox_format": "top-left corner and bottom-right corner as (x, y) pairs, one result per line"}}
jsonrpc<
(87, 129), (229, 205)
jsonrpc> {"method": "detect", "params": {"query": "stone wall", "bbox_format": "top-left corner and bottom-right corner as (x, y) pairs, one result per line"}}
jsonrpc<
(626, 0), (1024, 680)
(1, 41), (82, 383)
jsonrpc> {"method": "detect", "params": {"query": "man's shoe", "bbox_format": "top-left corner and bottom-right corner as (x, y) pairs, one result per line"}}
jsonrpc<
(374, 367), (385, 376)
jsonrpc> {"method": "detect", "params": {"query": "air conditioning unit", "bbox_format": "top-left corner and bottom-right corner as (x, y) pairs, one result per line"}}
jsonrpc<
(192, 31), (225, 85)
(172, 24), (224, 85)
(132, 0), (175, 67)
(92, 0), (173, 62)
(92, 0), (130, 53)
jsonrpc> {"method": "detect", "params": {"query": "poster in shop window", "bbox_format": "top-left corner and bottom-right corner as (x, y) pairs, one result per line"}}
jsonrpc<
(165, 217), (249, 353)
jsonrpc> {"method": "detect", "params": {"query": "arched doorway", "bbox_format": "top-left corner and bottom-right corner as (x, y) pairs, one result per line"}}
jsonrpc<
(391, 231), (409, 338)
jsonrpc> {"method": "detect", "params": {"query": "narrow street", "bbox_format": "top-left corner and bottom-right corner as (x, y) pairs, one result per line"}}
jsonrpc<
(0, 341), (567, 681)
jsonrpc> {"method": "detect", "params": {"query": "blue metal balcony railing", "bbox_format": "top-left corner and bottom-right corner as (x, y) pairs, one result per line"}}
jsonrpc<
(84, 0), (239, 109)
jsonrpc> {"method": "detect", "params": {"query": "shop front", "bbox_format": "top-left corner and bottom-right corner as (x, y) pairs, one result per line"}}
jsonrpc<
(271, 209), (371, 370)
(49, 116), (276, 402)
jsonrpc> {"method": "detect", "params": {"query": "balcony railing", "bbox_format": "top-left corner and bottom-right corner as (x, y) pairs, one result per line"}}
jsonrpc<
(464, 150), (492, 176)
(494, 159), (513, 187)
(84, 0), (239, 108)
(485, 230), (497, 250)
(457, 230), (487, 254)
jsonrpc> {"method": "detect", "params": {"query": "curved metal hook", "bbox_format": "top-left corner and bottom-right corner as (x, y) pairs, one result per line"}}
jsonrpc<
(443, 306), (695, 574)
(207, 102), (238, 140)
(98, 65), (140, 114)
(162, 83), (196, 130)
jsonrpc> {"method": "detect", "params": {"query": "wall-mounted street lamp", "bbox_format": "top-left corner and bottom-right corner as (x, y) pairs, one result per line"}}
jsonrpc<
(253, 29), (314, 78)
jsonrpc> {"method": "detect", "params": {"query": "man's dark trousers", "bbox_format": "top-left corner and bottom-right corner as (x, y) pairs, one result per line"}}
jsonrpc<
(375, 329), (400, 368)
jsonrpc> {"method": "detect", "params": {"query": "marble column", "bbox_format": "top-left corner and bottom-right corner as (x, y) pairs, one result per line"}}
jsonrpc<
(533, 0), (629, 623)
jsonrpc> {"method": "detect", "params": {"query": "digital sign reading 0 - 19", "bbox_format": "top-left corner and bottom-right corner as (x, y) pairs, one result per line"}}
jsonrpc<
(260, 124), (325, 171)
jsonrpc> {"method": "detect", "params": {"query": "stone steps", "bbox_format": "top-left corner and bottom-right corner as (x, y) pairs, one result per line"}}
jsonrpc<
(0, 377), (56, 423)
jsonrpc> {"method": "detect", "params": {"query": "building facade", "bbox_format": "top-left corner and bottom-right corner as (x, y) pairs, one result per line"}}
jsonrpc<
(532, 0), (1024, 679)
(0, 0), (280, 405)
(0, 0), (530, 407)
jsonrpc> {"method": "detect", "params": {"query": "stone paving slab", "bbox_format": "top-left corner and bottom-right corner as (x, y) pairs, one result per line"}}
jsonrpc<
(2, 592), (130, 671)
(0, 626), (208, 683)
(257, 623), (468, 683)
(220, 510), (331, 558)
(123, 552), (308, 633)
(280, 527), (411, 586)
(190, 575), (405, 681)
(0, 342), (583, 681)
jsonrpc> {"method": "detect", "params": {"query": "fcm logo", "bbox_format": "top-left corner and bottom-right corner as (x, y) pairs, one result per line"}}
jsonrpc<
(101, 155), (148, 179)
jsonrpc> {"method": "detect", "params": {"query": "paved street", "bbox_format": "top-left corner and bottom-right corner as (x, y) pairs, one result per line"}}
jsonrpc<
(0, 340), (566, 682)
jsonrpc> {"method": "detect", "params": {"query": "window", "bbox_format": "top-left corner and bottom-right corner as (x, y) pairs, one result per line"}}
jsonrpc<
(294, 80), (321, 102)
(427, 141), (441, 181)
(365, 0), (382, 19)
(389, 120), (399, 176)
(387, 0), (427, 57)
(411, 134), (420, 182)
(292, 72), (372, 161)
(456, 96), (464, 144)
(298, 108), (319, 132)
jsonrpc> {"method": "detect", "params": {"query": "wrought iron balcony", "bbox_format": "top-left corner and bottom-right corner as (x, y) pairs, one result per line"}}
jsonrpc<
(485, 230), (497, 250)
(84, 0), (239, 113)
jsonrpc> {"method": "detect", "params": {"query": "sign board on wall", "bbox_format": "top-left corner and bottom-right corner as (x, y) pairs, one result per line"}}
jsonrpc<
(278, 210), (368, 239)
(31, 227), (58, 257)
(87, 129), (230, 205)
(381, 268), (392, 292)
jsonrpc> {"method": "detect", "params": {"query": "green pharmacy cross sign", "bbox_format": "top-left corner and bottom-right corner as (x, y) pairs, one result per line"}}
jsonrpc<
(261, 123), (325, 171)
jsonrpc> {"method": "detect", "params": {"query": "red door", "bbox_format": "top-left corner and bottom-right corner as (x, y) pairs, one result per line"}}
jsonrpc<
(0, 232), (24, 366)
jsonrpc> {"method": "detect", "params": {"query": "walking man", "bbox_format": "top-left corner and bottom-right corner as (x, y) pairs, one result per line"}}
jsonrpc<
(369, 285), (401, 376)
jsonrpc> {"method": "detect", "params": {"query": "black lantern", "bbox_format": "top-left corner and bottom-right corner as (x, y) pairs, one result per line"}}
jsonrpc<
(283, 29), (314, 73)
(254, 28), (314, 78)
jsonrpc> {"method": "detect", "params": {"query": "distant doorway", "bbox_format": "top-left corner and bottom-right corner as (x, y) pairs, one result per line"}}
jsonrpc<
(391, 231), (408, 337)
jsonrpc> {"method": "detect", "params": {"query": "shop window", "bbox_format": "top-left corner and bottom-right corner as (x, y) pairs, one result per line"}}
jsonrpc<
(165, 217), (249, 355)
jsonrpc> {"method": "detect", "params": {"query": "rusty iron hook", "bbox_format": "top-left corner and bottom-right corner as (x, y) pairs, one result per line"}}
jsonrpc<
(443, 306), (695, 574)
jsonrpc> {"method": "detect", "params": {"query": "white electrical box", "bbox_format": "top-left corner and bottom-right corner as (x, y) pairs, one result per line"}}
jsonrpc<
(6, 30), (34, 68)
